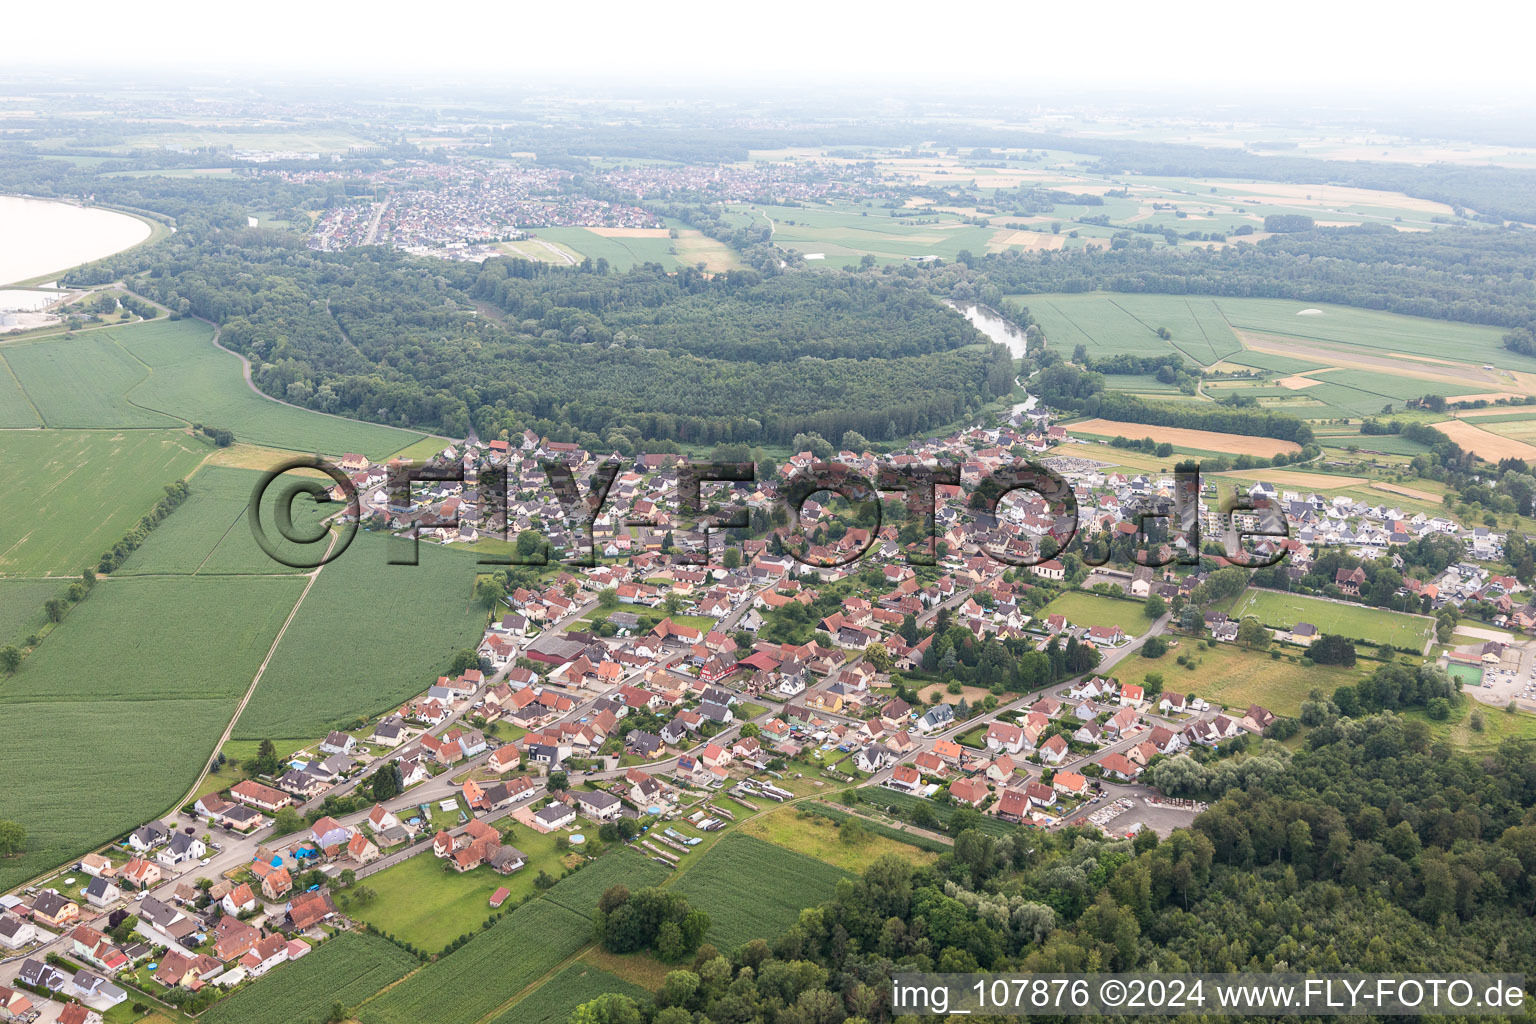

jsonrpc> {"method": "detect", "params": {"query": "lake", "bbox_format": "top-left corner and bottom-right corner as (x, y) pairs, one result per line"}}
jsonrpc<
(951, 302), (1028, 358)
(0, 195), (152, 286)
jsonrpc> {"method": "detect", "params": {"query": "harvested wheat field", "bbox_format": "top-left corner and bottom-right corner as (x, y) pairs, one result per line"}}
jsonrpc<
(1277, 374), (1324, 390)
(1433, 420), (1536, 461)
(1212, 470), (1367, 489)
(989, 229), (1066, 252)
(1067, 419), (1301, 457)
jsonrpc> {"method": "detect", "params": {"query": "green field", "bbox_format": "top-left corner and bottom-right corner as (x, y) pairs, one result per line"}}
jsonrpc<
(0, 333), (181, 428)
(1040, 591), (1150, 635)
(541, 848), (672, 920)
(201, 933), (419, 1024)
(531, 228), (682, 271)
(350, 823), (587, 952)
(869, 789), (1018, 837)
(116, 465), (324, 576)
(1229, 588), (1432, 650)
(1173, 642), (1370, 716)
(0, 695), (235, 891)
(232, 531), (489, 738)
(669, 834), (849, 950)
(1013, 294), (1533, 419)
(0, 579), (64, 644)
(1444, 661), (1484, 687)
(0, 575), (304, 704)
(738, 805), (941, 872)
(731, 201), (998, 265)
(357, 897), (593, 1024)
(488, 964), (649, 1024)
(102, 318), (427, 457)
(0, 357), (42, 426)
(1408, 700), (1536, 751)
(0, 572), (305, 888)
(0, 429), (208, 576)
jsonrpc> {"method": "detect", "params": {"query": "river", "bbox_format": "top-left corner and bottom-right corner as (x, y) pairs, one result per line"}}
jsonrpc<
(951, 302), (1028, 359)
(0, 195), (152, 287)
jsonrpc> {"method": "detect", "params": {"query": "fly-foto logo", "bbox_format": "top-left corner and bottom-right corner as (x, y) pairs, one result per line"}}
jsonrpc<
(248, 456), (1288, 571)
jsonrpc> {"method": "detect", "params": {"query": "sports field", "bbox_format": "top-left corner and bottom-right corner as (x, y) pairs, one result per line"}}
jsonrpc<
(1040, 591), (1150, 634)
(0, 429), (208, 576)
(1229, 588), (1432, 650)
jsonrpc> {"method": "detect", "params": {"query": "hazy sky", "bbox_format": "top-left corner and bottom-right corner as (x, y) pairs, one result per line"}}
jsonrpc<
(9, 0), (1536, 99)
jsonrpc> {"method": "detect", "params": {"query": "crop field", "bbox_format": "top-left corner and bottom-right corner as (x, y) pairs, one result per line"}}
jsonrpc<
(1040, 591), (1150, 634)
(350, 823), (570, 951)
(533, 227), (682, 271)
(116, 466), (323, 576)
(0, 579), (63, 644)
(0, 334), (180, 428)
(490, 964), (649, 1024)
(0, 429), (208, 576)
(541, 847), (672, 919)
(201, 933), (419, 1024)
(737, 805), (941, 872)
(496, 237), (580, 265)
(232, 531), (489, 738)
(358, 897), (593, 1024)
(1013, 294), (1535, 419)
(0, 695), (234, 891)
(1171, 642), (1370, 716)
(1067, 418), (1302, 457)
(670, 834), (849, 951)
(1229, 588), (1432, 650)
(731, 201), (999, 264)
(0, 359), (41, 426)
(105, 318), (427, 457)
(670, 228), (742, 272)
(1430, 419), (1536, 461)
(1, 575), (303, 703)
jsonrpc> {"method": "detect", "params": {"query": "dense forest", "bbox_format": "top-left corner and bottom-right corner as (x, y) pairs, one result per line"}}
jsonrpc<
(106, 223), (1014, 447)
(577, 715), (1536, 1023)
